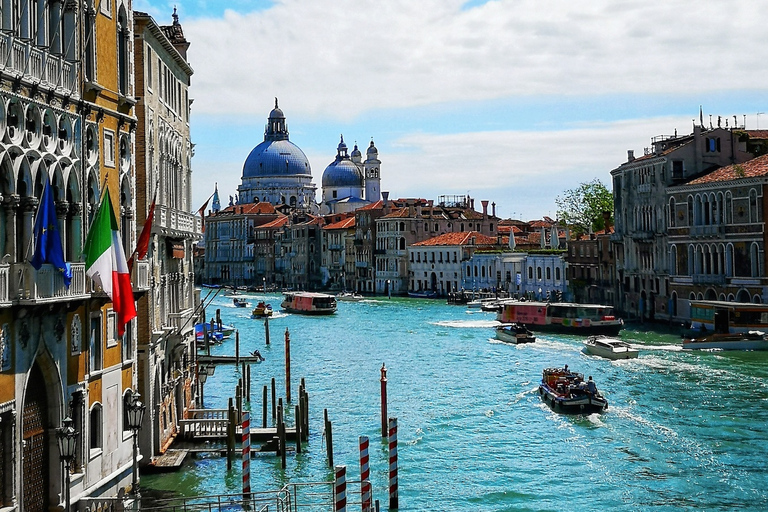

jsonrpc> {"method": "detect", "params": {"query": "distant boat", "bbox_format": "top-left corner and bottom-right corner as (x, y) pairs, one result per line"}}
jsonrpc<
(337, 292), (364, 302)
(408, 290), (438, 299)
(497, 301), (623, 336)
(252, 302), (274, 318)
(281, 292), (337, 315)
(233, 298), (250, 308)
(495, 323), (535, 344)
(583, 336), (638, 360)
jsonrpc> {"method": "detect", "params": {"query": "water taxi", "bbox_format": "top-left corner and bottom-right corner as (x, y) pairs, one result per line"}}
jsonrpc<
(683, 300), (768, 350)
(337, 291), (364, 302)
(252, 301), (273, 318)
(408, 290), (438, 299)
(539, 367), (608, 413)
(497, 301), (623, 336)
(494, 323), (535, 344)
(233, 297), (250, 308)
(583, 336), (639, 360)
(281, 292), (337, 315)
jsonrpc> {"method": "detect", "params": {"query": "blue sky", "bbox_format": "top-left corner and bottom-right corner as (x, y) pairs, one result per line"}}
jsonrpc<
(135, 0), (768, 220)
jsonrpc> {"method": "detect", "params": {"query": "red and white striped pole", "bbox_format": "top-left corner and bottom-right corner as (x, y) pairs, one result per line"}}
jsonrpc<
(380, 363), (388, 438)
(388, 417), (398, 510)
(359, 436), (371, 512)
(242, 411), (251, 500)
(334, 465), (347, 512)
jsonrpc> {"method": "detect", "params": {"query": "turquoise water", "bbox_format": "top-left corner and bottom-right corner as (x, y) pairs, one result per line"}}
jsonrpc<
(144, 292), (768, 511)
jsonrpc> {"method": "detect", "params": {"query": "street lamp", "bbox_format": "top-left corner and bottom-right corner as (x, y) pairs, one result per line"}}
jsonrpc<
(56, 417), (78, 512)
(126, 392), (146, 498)
(198, 365), (208, 406)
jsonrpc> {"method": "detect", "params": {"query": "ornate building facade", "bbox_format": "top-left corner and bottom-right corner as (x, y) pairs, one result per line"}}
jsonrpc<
(133, 10), (199, 463)
(0, 0), (152, 510)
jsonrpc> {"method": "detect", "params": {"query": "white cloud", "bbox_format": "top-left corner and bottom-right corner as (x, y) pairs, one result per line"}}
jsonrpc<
(183, 0), (763, 120)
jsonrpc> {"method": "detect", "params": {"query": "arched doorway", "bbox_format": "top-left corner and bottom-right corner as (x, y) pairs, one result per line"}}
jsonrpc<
(22, 363), (49, 512)
(430, 272), (437, 291)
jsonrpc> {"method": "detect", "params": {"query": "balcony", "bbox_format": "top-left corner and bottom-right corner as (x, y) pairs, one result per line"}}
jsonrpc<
(13, 262), (88, 304)
(168, 308), (195, 333)
(0, 264), (10, 307)
(630, 231), (654, 241)
(691, 274), (726, 285)
(155, 205), (202, 239)
(689, 225), (724, 238)
(0, 34), (78, 98)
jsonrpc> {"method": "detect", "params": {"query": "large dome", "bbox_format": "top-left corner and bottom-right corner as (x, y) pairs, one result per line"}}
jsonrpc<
(322, 136), (363, 187)
(242, 99), (312, 178)
(243, 139), (311, 178)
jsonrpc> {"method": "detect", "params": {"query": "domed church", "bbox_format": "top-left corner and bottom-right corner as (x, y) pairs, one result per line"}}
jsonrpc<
(238, 99), (319, 211)
(320, 135), (381, 214)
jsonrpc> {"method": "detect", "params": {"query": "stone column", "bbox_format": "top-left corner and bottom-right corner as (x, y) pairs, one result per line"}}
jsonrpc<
(20, 197), (39, 262)
(3, 195), (19, 263)
(56, 200), (69, 258)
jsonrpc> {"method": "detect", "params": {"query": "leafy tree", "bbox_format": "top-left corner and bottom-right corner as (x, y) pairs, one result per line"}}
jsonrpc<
(555, 179), (613, 236)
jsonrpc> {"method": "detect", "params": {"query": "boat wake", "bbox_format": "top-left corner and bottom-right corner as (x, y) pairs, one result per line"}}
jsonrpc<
(432, 319), (499, 328)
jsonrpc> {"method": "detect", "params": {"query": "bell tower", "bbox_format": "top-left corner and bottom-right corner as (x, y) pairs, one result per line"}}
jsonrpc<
(364, 139), (381, 202)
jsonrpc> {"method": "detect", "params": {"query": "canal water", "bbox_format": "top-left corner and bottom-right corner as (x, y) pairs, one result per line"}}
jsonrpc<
(143, 291), (768, 511)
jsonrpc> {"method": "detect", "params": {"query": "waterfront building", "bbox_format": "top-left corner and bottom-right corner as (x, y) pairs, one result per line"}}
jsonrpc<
(277, 212), (324, 290)
(462, 250), (522, 293)
(353, 197), (390, 294)
(321, 214), (356, 290)
(204, 203), (283, 287)
(377, 196), (499, 295)
(320, 137), (381, 215)
(0, 1), (155, 509)
(566, 230), (615, 305)
(248, 205), (289, 289)
(237, 100), (318, 211)
(410, 232), (501, 295)
(666, 153), (768, 318)
(133, 10), (200, 463)
(611, 122), (761, 321)
(520, 252), (568, 301)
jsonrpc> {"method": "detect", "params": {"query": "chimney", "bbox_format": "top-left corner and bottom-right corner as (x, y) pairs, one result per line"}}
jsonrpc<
(482, 200), (488, 218)
(470, 198), (475, 210)
(416, 202), (422, 217)
(627, 150), (635, 162)
(492, 202), (496, 217)
(540, 226), (546, 248)
(382, 191), (389, 207)
(409, 200), (415, 217)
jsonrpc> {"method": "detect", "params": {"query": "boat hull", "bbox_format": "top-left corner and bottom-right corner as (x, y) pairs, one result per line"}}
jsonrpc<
(584, 345), (638, 359)
(683, 337), (768, 350)
(495, 325), (535, 344)
(539, 385), (608, 414)
(281, 292), (337, 315)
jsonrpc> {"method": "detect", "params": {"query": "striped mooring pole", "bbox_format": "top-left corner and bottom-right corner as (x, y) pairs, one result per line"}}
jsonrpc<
(242, 411), (251, 500)
(359, 436), (372, 512)
(388, 417), (398, 510)
(334, 465), (347, 512)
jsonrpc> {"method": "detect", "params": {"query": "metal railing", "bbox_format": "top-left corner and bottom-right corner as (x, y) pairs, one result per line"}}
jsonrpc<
(12, 262), (88, 303)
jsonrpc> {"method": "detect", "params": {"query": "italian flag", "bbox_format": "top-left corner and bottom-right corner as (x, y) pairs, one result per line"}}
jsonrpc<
(83, 189), (137, 337)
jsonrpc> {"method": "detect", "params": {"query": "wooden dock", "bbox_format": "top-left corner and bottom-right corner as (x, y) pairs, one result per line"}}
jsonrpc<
(147, 449), (189, 472)
(197, 354), (265, 365)
(180, 409), (298, 440)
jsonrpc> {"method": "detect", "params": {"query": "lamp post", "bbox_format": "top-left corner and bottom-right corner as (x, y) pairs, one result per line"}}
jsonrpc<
(56, 417), (78, 512)
(198, 365), (208, 406)
(126, 392), (146, 498)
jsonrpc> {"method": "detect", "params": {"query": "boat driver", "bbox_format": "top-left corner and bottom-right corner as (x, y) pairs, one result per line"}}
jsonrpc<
(587, 376), (597, 395)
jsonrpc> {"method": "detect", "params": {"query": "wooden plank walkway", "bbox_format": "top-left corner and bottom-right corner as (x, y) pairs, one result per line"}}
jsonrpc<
(197, 354), (265, 365)
(148, 449), (188, 472)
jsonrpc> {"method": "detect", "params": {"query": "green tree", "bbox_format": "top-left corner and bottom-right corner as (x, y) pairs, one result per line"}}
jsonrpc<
(555, 179), (613, 236)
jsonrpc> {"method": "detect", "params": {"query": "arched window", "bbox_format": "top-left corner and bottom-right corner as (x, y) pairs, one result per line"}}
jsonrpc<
(528, 266), (533, 279)
(751, 242), (760, 278)
(687, 195), (694, 226)
(537, 267), (542, 280)
(90, 403), (103, 451)
(546, 267), (551, 280)
(84, 1), (97, 82)
(399, 238), (405, 251)
(669, 197), (676, 227)
(555, 268), (561, 281)
(750, 188), (759, 223)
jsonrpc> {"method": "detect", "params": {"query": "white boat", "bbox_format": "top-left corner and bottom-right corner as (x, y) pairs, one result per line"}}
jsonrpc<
(337, 292), (364, 302)
(467, 297), (499, 309)
(583, 336), (638, 360)
(495, 323), (535, 344)
(682, 331), (768, 350)
(683, 300), (768, 350)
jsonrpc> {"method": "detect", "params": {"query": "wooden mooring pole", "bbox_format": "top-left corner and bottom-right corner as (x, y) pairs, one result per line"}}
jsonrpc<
(265, 315), (270, 345)
(271, 377), (276, 423)
(262, 385), (268, 428)
(380, 363), (388, 438)
(285, 328), (291, 403)
(295, 404), (302, 453)
(235, 330), (240, 365)
(324, 408), (333, 467)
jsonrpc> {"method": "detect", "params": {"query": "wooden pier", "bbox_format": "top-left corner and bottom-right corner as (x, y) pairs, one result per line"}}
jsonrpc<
(180, 409), (299, 441)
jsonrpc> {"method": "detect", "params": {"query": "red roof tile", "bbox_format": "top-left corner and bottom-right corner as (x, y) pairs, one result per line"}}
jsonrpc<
(687, 154), (768, 185)
(412, 231), (498, 247)
(323, 217), (356, 230)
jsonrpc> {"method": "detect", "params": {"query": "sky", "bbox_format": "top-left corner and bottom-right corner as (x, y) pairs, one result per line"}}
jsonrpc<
(135, 0), (768, 221)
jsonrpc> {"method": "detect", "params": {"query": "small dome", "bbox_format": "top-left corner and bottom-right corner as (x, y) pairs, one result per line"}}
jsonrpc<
(367, 139), (378, 155)
(322, 159), (363, 187)
(269, 97), (284, 119)
(351, 143), (361, 159)
(322, 135), (363, 187)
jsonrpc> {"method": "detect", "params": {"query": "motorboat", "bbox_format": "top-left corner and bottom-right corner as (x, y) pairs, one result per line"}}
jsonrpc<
(494, 323), (535, 344)
(497, 301), (623, 336)
(281, 292), (337, 315)
(467, 297), (499, 309)
(539, 367), (608, 414)
(408, 290), (438, 299)
(233, 297), (250, 308)
(252, 301), (274, 318)
(583, 336), (639, 360)
(337, 291), (364, 302)
(682, 331), (768, 350)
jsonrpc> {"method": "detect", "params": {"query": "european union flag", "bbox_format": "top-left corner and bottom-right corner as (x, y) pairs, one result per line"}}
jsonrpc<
(30, 180), (71, 287)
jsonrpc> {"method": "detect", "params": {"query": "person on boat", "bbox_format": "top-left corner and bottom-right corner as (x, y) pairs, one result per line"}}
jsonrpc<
(587, 376), (597, 395)
(563, 364), (569, 373)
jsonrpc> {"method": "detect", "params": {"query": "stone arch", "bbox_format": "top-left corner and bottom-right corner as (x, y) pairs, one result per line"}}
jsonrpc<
(736, 289), (751, 303)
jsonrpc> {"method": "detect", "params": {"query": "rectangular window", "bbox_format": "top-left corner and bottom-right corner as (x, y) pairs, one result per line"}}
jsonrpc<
(90, 313), (102, 373)
(103, 129), (115, 168)
(106, 310), (117, 348)
(147, 48), (153, 91)
(122, 319), (133, 362)
(100, 0), (112, 17)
